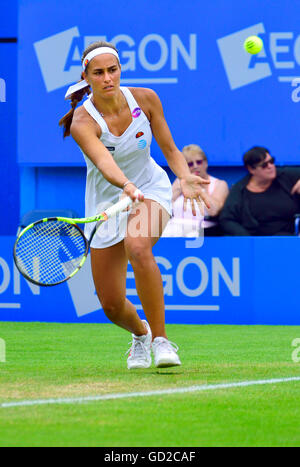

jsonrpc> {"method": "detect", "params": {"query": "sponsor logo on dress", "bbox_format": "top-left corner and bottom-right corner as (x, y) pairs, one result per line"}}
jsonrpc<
(138, 139), (147, 149)
(132, 107), (141, 118)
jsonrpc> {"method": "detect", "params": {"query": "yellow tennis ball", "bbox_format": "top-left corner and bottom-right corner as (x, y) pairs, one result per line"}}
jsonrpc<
(243, 36), (263, 54)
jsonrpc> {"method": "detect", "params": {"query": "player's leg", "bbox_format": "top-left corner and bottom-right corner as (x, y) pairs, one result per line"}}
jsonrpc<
(90, 241), (146, 336)
(124, 199), (169, 339)
(90, 242), (152, 369)
(124, 199), (181, 367)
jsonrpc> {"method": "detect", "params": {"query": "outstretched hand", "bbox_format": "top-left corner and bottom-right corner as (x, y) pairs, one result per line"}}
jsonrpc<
(180, 174), (211, 216)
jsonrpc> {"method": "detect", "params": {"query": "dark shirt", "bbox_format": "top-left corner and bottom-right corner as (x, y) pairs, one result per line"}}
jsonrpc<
(245, 179), (299, 235)
(219, 167), (300, 236)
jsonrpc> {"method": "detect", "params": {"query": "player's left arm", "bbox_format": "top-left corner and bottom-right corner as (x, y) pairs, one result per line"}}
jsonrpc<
(140, 88), (190, 177)
(133, 88), (210, 212)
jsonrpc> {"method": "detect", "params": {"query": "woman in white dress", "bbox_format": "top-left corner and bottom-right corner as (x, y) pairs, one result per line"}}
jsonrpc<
(59, 42), (210, 369)
(167, 144), (229, 237)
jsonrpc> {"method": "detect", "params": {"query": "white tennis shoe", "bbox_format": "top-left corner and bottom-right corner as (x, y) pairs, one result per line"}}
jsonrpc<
(152, 337), (181, 368)
(126, 320), (152, 369)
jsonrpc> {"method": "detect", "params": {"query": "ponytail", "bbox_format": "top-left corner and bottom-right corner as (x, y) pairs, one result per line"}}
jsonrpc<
(58, 80), (91, 138)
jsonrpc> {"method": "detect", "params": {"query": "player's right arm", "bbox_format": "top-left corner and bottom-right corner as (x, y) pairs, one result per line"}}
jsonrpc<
(70, 107), (139, 200)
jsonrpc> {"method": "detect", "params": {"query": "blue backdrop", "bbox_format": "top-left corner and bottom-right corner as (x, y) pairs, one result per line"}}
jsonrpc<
(18, 0), (300, 166)
(1, 236), (299, 325)
(1, 2), (299, 327)
(0, 0), (19, 235)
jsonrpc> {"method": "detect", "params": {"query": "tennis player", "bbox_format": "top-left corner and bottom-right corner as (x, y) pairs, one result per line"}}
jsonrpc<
(59, 41), (210, 369)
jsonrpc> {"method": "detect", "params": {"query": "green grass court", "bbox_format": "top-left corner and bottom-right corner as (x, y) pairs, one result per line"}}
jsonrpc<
(0, 322), (300, 447)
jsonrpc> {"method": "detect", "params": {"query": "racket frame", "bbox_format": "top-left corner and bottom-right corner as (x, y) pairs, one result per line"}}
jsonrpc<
(13, 193), (138, 286)
(13, 217), (92, 287)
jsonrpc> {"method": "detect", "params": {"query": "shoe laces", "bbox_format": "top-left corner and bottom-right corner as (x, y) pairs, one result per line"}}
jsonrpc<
(126, 336), (148, 360)
(153, 337), (179, 354)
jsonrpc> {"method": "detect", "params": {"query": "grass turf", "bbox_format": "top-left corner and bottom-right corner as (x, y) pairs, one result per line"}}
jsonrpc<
(0, 322), (300, 447)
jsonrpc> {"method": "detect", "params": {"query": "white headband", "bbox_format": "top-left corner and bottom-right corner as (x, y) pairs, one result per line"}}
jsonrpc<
(82, 47), (119, 71)
(64, 47), (120, 99)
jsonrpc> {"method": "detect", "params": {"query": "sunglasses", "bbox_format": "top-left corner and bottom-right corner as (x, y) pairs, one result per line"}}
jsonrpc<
(255, 156), (276, 169)
(187, 159), (204, 168)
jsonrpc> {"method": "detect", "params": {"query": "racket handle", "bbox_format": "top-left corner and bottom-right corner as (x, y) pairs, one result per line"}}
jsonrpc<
(104, 189), (143, 219)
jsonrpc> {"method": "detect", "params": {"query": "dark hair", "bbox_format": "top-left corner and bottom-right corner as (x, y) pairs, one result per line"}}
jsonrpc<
(59, 41), (119, 138)
(243, 146), (270, 167)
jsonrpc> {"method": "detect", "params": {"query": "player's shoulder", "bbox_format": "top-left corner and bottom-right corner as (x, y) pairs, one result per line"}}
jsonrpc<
(128, 86), (160, 103)
(70, 104), (100, 137)
(72, 104), (89, 120)
(128, 87), (162, 119)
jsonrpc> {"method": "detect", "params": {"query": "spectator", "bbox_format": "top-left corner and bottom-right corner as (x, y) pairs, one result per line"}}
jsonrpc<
(164, 144), (229, 236)
(219, 146), (300, 236)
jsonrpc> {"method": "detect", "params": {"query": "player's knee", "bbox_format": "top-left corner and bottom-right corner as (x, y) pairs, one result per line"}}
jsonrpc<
(126, 243), (153, 268)
(100, 298), (125, 320)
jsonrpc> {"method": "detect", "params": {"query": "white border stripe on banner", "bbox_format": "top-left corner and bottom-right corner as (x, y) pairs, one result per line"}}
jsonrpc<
(121, 78), (178, 84)
(134, 304), (220, 311)
(1, 377), (300, 409)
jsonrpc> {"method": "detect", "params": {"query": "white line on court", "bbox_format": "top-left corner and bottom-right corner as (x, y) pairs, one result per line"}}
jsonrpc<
(1, 376), (300, 409)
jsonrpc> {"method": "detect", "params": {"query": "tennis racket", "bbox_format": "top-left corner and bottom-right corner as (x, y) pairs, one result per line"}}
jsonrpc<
(13, 191), (142, 287)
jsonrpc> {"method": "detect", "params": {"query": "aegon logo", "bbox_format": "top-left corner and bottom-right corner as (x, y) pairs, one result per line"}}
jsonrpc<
(0, 78), (6, 102)
(34, 27), (197, 92)
(67, 255), (240, 317)
(217, 22), (300, 90)
(1, 252), (239, 318)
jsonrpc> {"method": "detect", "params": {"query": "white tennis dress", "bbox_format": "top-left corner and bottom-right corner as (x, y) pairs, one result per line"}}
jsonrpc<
(81, 87), (172, 248)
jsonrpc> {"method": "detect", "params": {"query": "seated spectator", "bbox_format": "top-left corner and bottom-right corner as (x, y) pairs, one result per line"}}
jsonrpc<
(219, 146), (300, 236)
(163, 144), (229, 237)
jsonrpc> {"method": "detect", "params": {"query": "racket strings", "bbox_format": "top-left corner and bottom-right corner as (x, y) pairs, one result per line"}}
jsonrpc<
(15, 221), (87, 285)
